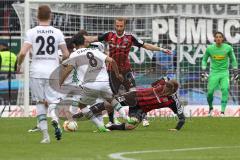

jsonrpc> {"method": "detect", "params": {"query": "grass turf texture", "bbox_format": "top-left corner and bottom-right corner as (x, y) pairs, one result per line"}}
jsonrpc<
(0, 117), (240, 160)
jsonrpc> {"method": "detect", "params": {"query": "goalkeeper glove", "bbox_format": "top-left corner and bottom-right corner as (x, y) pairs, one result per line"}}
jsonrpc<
(231, 69), (239, 82)
(201, 71), (209, 81)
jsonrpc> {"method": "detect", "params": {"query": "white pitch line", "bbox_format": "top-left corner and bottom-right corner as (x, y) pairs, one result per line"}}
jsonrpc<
(108, 146), (240, 160)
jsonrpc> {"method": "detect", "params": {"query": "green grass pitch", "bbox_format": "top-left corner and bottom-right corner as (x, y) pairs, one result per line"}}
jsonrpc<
(0, 117), (240, 160)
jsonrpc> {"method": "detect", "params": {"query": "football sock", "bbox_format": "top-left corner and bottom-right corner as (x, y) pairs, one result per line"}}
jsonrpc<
(42, 129), (49, 139)
(91, 116), (104, 128)
(108, 112), (114, 123)
(96, 114), (104, 123)
(81, 107), (104, 128)
(36, 103), (48, 131)
(48, 104), (59, 123)
(38, 114), (48, 130)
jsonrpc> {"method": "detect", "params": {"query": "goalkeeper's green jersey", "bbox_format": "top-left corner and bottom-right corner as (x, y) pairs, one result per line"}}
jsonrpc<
(201, 43), (238, 73)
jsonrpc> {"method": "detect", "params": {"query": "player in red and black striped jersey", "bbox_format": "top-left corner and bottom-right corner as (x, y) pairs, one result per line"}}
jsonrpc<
(85, 17), (171, 126)
(86, 17), (171, 94)
(73, 78), (185, 131)
(108, 78), (185, 131)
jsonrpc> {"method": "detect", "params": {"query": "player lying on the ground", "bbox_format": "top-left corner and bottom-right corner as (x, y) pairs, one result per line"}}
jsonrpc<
(73, 78), (185, 131)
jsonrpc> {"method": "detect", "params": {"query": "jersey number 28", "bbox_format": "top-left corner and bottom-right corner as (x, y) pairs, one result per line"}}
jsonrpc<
(36, 36), (55, 55)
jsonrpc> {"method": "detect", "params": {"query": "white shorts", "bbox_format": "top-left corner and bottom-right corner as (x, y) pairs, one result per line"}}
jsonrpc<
(30, 78), (62, 104)
(79, 82), (113, 105)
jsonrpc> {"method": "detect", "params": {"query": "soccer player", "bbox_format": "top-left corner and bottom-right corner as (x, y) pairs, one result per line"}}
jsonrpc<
(17, 5), (69, 143)
(74, 78), (185, 131)
(60, 33), (124, 132)
(85, 17), (171, 126)
(201, 31), (238, 116)
(28, 37), (75, 133)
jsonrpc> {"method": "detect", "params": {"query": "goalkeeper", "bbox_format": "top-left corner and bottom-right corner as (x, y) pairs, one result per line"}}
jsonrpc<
(201, 31), (238, 116)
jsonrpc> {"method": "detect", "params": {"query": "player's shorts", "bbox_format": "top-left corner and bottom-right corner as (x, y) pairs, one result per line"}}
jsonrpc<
(79, 81), (113, 105)
(30, 78), (62, 104)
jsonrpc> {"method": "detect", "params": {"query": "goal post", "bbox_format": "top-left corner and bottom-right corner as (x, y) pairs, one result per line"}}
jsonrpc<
(16, 0), (240, 117)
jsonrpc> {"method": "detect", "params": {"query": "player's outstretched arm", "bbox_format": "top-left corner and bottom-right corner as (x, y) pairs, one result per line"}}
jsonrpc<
(143, 43), (171, 54)
(169, 113), (185, 132)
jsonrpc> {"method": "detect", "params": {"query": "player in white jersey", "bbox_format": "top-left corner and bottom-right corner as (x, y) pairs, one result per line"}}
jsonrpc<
(17, 5), (69, 143)
(60, 32), (124, 132)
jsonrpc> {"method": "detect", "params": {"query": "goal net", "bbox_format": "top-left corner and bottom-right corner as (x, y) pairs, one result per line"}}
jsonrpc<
(13, 0), (240, 116)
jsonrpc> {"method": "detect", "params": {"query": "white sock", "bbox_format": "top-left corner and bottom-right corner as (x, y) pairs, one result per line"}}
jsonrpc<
(42, 129), (49, 139)
(38, 117), (48, 130)
(91, 116), (104, 128)
(96, 114), (104, 124)
(48, 104), (59, 123)
(36, 103), (48, 130)
(81, 107), (104, 128)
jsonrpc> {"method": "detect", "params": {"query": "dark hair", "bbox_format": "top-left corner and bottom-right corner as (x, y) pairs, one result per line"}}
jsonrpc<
(0, 41), (9, 51)
(37, 5), (51, 21)
(214, 31), (224, 38)
(65, 38), (74, 52)
(78, 29), (88, 36)
(71, 33), (84, 46)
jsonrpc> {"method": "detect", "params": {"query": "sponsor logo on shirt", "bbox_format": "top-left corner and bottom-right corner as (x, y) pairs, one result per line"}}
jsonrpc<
(212, 55), (225, 60)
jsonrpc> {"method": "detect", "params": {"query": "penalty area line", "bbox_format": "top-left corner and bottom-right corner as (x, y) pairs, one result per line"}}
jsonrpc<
(108, 145), (240, 160)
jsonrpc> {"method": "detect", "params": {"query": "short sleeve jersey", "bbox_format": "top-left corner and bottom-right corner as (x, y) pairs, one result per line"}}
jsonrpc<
(98, 31), (144, 72)
(24, 26), (65, 79)
(64, 48), (109, 85)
